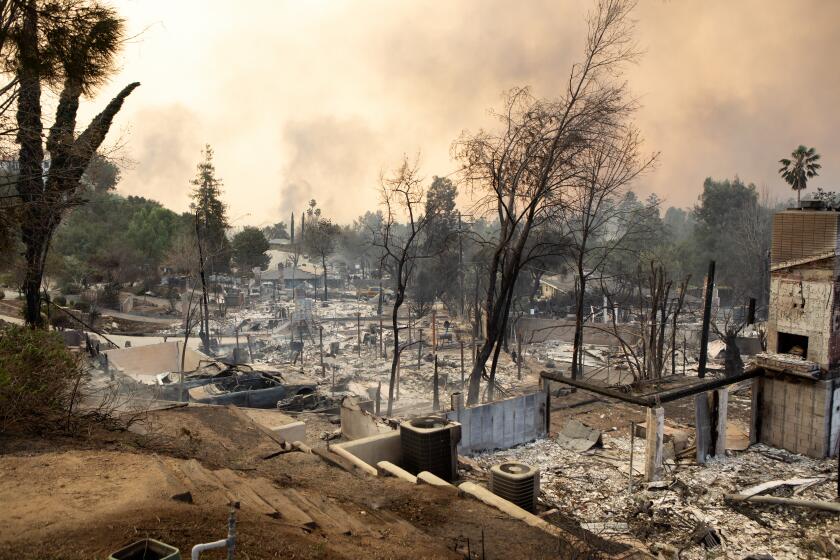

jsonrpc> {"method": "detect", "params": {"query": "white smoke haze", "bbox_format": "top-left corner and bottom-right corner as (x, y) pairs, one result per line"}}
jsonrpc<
(80, 0), (840, 224)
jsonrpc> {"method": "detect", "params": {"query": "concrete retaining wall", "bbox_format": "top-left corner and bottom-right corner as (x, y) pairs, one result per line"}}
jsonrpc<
(446, 392), (546, 455)
(332, 430), (401, 467)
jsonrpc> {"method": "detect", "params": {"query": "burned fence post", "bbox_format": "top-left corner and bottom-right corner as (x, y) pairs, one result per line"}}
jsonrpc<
(433, 354), (440, 411)
(543, 378), (551, 434)
(418, 328), (423, 369)
(319, 326), (324, 377)
(749, 377), (764, 445)
(713, 387), (729, 459)
(698, 260), (716, 379)
(375, 381), (381, 416)
(644, 407), (665, 482)
(460, 339), (465, 390)
(695, 392), (712, 463)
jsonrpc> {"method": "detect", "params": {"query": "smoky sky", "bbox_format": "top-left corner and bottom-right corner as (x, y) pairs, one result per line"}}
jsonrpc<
(83, 0), (840, 226)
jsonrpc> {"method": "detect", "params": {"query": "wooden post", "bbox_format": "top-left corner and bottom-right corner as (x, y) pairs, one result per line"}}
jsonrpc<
(695, 392), (712, 463)
(644, 407), (664, 482)
(750, 377), (764, 445)
(517, 337), (522, 380)
(698, 260), (716, 378)
(451, 391), (463, 421)
(418, 329), (423, 369)
(379, 314), (383, 358)
(357, 312), (361, 357)
(408, 307), (412, 343)
(543, 379), (551, 434)
(460, 340), (465, 390)
(319, 326), (324, 377)
(714, 387), (729, 459)
(331, 365), (335, 396)
(433, 355), (440, 411)
(375, 381), (381, 416)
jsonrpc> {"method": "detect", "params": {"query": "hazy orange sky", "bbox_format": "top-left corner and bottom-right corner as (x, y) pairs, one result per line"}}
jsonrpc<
(83, 0), (840, 227)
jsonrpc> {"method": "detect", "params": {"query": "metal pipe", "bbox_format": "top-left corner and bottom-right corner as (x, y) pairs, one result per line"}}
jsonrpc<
(191, 539), (228, 560)
(191, 502), (238, 560)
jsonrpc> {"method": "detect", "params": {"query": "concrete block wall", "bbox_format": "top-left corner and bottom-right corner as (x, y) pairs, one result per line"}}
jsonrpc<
(756, 374), (839, 457)
(445, 392), (546, 455)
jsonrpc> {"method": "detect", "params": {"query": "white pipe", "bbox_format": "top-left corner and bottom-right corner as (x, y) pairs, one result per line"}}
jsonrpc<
(191, 539), (228, 560)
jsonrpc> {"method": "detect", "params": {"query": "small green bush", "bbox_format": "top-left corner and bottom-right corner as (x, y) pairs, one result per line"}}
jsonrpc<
(74, 301), (90, 313)
(0, 325), (86, 434)
(53, 295), (66, 306)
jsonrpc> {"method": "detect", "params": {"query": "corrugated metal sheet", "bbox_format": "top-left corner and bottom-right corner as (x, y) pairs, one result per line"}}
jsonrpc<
(771, 210), (840, 267)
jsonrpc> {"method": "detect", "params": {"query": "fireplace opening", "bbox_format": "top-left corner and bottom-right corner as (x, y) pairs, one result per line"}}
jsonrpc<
(777, 332), (808, 358)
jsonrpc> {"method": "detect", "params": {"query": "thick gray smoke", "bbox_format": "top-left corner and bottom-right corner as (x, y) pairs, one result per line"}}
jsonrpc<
(100, 0), (840, 223)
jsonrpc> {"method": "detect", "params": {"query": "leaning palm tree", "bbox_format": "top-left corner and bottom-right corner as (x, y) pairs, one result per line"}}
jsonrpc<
(779, 145), (821, 208)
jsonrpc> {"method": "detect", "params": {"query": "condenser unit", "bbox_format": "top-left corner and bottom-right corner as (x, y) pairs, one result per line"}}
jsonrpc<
(400, 416), (462, 482)
(489, 462), (540, 512)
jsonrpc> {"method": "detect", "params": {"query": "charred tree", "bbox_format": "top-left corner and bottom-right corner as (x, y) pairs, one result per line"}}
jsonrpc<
(14, 0), (138, 327)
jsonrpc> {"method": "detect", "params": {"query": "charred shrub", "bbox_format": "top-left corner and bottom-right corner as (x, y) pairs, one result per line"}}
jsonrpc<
(0, 325), (87, 434)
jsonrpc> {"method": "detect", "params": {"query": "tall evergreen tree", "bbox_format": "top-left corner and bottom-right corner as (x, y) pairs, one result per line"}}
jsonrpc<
(189, 145), (230, 274)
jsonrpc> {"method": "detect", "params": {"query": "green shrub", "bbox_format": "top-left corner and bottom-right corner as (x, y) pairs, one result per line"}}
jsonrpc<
(53, 295), (66, 306)
(74, 301), (90, 313)
(0, 325), (86, 434)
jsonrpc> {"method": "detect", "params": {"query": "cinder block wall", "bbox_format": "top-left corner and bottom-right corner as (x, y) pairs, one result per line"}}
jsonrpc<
(755, 373), (839, 457)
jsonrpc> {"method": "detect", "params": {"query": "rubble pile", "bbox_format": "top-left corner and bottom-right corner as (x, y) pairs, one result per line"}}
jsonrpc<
(472, 435), (839, 559)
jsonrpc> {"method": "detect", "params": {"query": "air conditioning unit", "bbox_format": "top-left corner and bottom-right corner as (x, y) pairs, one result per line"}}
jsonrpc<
(489, 462), (540, 512)
(400, 416), (462, 482)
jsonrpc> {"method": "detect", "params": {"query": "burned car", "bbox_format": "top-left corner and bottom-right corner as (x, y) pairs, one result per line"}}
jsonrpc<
(188, 366), (316, 408)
